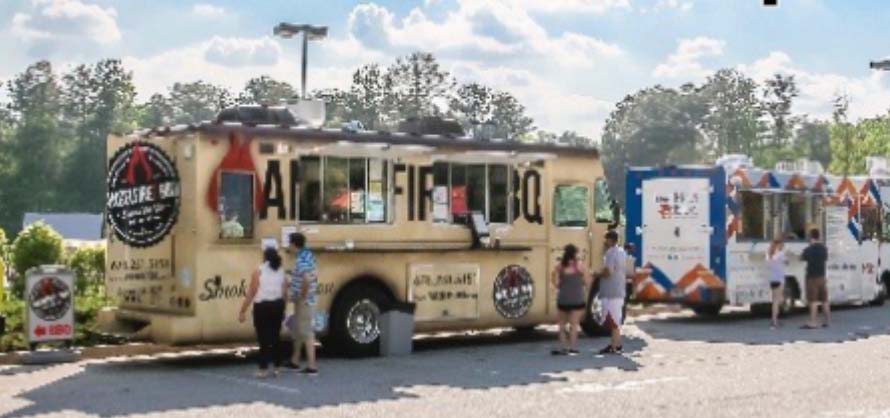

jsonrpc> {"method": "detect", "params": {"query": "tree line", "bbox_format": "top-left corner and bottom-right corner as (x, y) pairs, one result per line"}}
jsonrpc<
(0, 52), (590, 236)
(1, 52), (888, 236)
(601, 69), (889, 203)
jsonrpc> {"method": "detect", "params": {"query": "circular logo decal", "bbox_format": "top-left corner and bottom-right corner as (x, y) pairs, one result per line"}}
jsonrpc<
(29, 276), (71, 321)
(107, 142), (181, 248)
(493, 265), (534, 319)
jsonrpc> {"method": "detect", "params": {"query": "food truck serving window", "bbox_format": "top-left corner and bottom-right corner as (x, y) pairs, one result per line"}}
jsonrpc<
(299, 156), (389, 224)
(782, 194), (820, 241)
(554, 185), (589, 227)
(861, 206), (881, 241)
(431, 162), (511, 224)
(219, 172), (255, 238)
(739, 191), (766, 240)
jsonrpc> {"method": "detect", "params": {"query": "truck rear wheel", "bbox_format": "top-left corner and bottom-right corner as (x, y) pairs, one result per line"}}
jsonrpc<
(870, 274), (888, 306)
(326, 284), (389, 357)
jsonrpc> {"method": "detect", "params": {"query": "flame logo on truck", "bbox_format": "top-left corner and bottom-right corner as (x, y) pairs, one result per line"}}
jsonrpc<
(106, 142), (181, 248)
(29, 276), (71, 322)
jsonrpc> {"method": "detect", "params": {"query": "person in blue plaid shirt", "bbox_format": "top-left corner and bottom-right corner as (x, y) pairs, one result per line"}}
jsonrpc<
(285, 232), (319, 375)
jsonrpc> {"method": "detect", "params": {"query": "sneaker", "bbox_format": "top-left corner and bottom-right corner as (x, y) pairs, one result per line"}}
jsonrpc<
(598, 345), (622, 355)
(254, 370), (269, 379)
(567, 349), (580, 356)
(300, 368), (319, 376)
(551, 349), (568, 356)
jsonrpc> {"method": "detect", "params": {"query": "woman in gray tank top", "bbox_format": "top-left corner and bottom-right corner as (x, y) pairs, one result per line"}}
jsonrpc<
(551, 244), (591, 355)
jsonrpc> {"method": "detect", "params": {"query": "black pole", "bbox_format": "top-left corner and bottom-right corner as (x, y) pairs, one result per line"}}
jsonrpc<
(301, 31), (308, 99)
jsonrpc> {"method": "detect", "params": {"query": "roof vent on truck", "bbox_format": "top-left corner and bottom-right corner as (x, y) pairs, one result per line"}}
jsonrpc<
(215, 105), (298, 127)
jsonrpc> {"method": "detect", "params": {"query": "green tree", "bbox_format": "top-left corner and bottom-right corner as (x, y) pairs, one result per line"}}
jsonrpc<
(60, 60), (138, 211)
(138, 93), (173, 128)
(794, 119), (832, 168)
(10, 221), (63, 297)
(700, 69), (764, 158)
(762, 73), (799, 148)
(490, 91), (534, 141)
(2, 61), (66, 234)
(67, 246), (105, 295)
(167, 81), (233, 124)
(387, 52), (454, 120)
(556, 131), (594, 147)
(601, 85), (708, 203)
(449, 83), (534, 141)
(829, 94), (861, 176)
(238, 76), (296, 105)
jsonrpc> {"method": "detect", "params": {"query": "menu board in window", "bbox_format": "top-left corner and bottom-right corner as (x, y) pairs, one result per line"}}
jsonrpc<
(219, 172), (254, 238)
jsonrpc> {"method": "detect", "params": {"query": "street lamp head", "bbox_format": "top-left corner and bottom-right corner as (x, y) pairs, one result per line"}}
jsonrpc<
(273, 23), (328, 40)
(869, 59), (890, 70)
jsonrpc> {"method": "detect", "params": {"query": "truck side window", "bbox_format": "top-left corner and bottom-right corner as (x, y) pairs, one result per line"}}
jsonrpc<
(218, 172), (255, 239)
(299, 156), (321, 221)
(554, 185), (589, 227)
(594, 178), (613, 223)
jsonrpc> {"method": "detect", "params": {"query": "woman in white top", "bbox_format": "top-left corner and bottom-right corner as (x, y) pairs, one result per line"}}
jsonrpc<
(767, 237), (786, 329)
(239, 247), (288, 378)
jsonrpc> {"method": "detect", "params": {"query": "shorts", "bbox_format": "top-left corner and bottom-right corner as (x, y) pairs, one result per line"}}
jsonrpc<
(769, 282), (782, 290)
(557, 303), (586, 312)
(288, 302), (315, 340)
(598, 298), (624, 331)
(806, 277), (828, 303)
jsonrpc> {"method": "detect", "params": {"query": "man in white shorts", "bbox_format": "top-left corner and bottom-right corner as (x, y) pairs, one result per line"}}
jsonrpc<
(595, 230), (626, 354)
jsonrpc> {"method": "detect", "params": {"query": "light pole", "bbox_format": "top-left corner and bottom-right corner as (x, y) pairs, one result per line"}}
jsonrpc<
(273, 23), (328, 99)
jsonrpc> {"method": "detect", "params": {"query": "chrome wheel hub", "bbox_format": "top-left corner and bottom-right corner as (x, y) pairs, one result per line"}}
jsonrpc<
(346, 299), (380, 344)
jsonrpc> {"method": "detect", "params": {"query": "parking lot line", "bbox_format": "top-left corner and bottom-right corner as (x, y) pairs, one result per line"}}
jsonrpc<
(192, 370), (302, 395)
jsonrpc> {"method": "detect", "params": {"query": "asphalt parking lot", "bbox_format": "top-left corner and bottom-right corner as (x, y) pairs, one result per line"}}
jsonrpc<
(3, 304), (890, 418)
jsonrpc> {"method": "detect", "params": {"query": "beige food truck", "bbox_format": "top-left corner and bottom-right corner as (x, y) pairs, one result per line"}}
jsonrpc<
(99, 109), (618, 356)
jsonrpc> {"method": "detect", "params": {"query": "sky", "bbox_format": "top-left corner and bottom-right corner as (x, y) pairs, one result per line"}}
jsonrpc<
(2, 0), (890, 138)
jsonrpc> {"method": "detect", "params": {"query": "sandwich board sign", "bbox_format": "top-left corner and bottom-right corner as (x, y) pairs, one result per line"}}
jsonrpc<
(25, 265), (75, 347)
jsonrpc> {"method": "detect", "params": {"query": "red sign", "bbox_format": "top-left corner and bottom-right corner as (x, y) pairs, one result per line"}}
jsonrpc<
(451, 186), (467, 215)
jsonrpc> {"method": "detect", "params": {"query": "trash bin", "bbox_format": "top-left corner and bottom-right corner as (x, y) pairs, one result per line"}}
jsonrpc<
(0, 315), (5, 336)
(379, 301), (415, 356)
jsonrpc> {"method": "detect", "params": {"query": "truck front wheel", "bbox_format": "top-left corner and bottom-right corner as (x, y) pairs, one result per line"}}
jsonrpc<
(581, 284), (610, 337)
(691, 305), (722, 317)
(326, 284), (389, 357)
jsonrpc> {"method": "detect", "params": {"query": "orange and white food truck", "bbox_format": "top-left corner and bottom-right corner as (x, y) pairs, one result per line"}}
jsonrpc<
(100, 109), (618, 356)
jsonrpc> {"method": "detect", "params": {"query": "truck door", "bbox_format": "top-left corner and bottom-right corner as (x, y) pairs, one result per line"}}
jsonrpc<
(549, 182), (595, 309)
(640, 177), (715, 300)
(824, 204), (860, 301)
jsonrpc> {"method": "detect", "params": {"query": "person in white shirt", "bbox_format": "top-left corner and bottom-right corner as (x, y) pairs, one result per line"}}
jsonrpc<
(239, 248), (288, 378)
(766, 237), (786, 329)
(594, 230), (626, 354)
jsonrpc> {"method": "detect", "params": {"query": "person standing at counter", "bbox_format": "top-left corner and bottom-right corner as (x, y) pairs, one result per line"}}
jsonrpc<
(286, 232), (319, 375)
(766, 237), (786, 329)
(801, 229), (830, 329)
(239, 247), (288, 378)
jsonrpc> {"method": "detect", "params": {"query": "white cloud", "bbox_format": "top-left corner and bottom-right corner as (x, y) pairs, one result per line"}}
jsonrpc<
(10, 0), (121, 51)
(203, 36), (281, 67)
(516, 0), (632, 14)
(123, 37), (355, 102)
(347, 2), (622, 67)
(652, 0), (693, 13)
(738, 51), (890, 122)
(192, 4), (227, 19)
(653, 36), (725, 79)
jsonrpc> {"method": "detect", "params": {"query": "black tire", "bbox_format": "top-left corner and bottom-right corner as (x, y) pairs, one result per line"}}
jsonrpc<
(870, 274), (888, 306)
(581, 283), (609, 337)
(781, 278), (800, 315)
(326, 284), (389, 357)
(691, 305), (722, 316)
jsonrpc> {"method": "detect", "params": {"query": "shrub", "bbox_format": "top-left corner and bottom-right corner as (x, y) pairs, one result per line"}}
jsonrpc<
(67, 246), (105, 295)
(10, 221), (63, 298)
